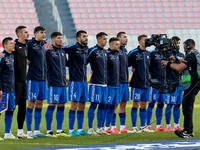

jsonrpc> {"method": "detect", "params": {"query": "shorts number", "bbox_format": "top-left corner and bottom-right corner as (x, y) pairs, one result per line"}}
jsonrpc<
(31, 93), (36, 99)
(108, 96), (111, 103)
(73, 93), (76, 99)
(134, 93), (140, 100)
(54, 94), (59, 101)
(96, 94), (99, 101)
(171, 96), (175, 102)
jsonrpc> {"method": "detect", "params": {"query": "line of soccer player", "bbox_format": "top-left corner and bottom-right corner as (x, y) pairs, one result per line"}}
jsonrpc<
(0, 26), (184, 140)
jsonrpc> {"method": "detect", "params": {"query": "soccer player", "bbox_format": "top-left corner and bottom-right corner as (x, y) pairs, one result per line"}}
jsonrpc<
(164, 36), (184, 131)
(104, 37), (120, 134)
(14, 26), (33, 139)
(26, 26), (48, 138)
(62, 30), (91, 136)
(128, 35), (152, 133)
(87, 32), (109, 135)
(0, 37), (17, 140)
(146, 49), (167, 132)
(45, 32), (70, 137)
(110, 32), (130, 133)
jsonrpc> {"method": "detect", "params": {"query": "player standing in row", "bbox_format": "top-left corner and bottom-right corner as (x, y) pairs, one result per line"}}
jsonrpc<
(62, 30), (91, 136)
(0, 37), (17, 140)
(111, 32), (130, 133)
(128, 35), (152, 133)
(45, 32), (70, 137)
(104, 37), (120, 134)
(26, 26), (48, 138)
(87, 32), (109, 135)
(146, 49), (167, 132)
(165, 36), (184, 131)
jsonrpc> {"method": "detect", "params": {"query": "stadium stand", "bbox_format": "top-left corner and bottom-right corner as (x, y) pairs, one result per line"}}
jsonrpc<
(0, 0), (39, 41)
(67, 0), (200, 51)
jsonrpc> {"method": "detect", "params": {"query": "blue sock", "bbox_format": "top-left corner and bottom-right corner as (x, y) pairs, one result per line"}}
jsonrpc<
(45, 106), (55, 131)
(56, 106), (65, 131)
(173, 105), (180, 124)
(69, 109), (76, 130)
(26, 108), (33, 132)
(4, 111), (13, 133)
(34, 107), (42, 131)
(102, 105), (109, 128)
(139, 108), (146, 127)
(105, 105), (115, 127)
(77, 110), (84, 130)
(146, 103), (155, 126)
(111, 113), (116, 126)
(119, 113), (126, 126)
(131, 107), (138, 128)
(156, 103), (164, 125)
(88, 102), (97, 129)
(165, 104), (173, 125)
(97, 104), (105, 128)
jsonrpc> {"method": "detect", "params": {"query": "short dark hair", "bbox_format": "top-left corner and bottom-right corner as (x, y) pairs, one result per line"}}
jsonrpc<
(172, 36), (180, 42)
(138, 34), (148, 41)
(2, 37), (13, 48)
(117, 31), (126, 38)
(15, 26), (27, 35)
(76, 30), (87, 39)
(96, 32), (107, 39)
(109, 37), (119, 44)
(34, 26), (45, 34)
(184, 39), (195, 47)
(51, 32), (62, 39)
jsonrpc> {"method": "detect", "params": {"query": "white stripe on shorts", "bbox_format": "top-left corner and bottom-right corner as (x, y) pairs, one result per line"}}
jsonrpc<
(70, 81), (74, 100)
(28, 80), (31, 100)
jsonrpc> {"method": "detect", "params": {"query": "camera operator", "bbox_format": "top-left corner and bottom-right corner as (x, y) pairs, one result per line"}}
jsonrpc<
(146, 49), (168, 132)
(162, 39), (200, 138)
(164, 36), (184, 132)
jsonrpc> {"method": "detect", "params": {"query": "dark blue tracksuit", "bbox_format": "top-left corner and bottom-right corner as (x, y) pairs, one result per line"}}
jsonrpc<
(62, 42), (88, 82)
(166, 51), (185, 86)
(118, 46), (128, 83)
(87, 44), (107, 84)
(128, 46), (151, 88)
(27, 38), (47, 81)
(107, 48), (120, 87)
(150, 50), (163, 83)
(0, 50), (15, 92)
(46, 45), (67, 87)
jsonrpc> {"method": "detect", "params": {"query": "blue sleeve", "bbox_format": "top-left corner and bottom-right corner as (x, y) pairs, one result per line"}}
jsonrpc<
(62, 45), (74, 54)
(128, 51), (135, 67)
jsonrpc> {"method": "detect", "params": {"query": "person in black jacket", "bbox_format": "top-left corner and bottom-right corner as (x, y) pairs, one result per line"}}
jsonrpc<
(14, 26), (33, 139)
(0, 37), (17, 140)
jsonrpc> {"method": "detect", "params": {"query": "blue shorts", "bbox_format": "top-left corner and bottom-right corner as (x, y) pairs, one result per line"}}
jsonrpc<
(107, 86), (119, 105)
(27, 80), (47, 101)
(89, 84), (107, 104)
(150, 87), (167, 103)
(2, 92), (15, 110)
(68, 81), (88, 102)
(166, 86), (183, 105)
(131, 87), (151, 102)
(119, 83), (129, 102)
(47, 87), (68, 104)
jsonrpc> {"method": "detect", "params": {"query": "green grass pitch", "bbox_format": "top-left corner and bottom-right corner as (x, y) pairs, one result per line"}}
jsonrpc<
(0, 93), (200, 149)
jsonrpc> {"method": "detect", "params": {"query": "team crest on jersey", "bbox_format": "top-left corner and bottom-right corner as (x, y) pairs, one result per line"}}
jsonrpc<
(110, 54), (115, 59)
(62, 53), (64, 56)
(155, 53), (161, 59)
(147, 55), (149, 59)
(96, 51), (102, 58)
(136, 53), (142, 60)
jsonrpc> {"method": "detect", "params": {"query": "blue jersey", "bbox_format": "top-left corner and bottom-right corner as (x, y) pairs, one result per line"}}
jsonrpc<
(27, 38), (47, 81)
(128, 46), (151, 88)
(107, 48), (120, 87)
(118, 46), (128, 83)
(166, 51), (185, 86)
(87, 44), (107, 85)
(62, 42), (88, 82)
(46, 45), (67, 87)
(0, 50), (15, 92)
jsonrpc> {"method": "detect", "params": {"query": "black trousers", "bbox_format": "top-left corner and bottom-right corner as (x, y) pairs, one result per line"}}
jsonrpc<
(15, 81), (27, 129)
(183, 86), (200, 133)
